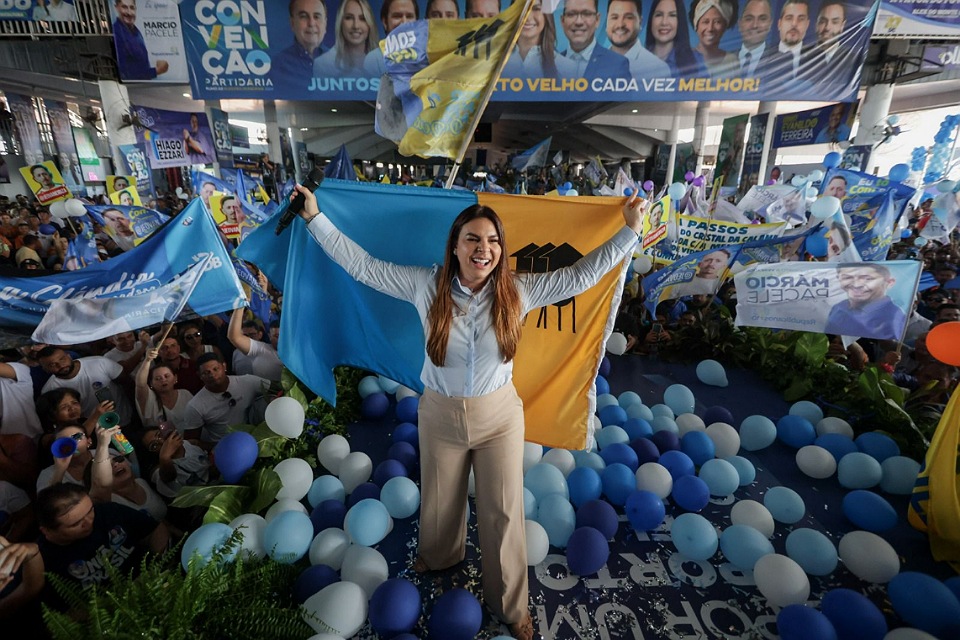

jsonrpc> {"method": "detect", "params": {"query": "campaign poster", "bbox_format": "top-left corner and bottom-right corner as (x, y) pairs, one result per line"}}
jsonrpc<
(179, 0), (878, 103)
(210, 192), (243, 239)
(72, 127), (100, 167)
(85, 204), (170, 251)
(118, 144), (155, 196)
(132, 106), (216, 168)
(6, 94), (43, 165)
(673, 143), (695, 183)
(209, 107), (234, 168)
(44, 100), (83, 189)
(874, 1), (960, 38)
(772, 102), (859, 148)
(840, 144), (873, 171)
(738, 113), (769, 194)
(0, 0), (78, 21)
(921, 43), (960, 71)
(669, 214), (786, 258)
(716, 114), (749, 188)
(641, 195), (670, 249)
(110, 0), (188, 82)
(734, 260), (922, 340)
(109, 187), (143, 207)
(106, 175), (136, 194)
(737, 184), (806, 225)
(19, 161), (72, 205)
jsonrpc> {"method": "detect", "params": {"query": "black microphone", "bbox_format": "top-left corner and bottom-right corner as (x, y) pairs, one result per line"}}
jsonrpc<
(274, 168), (325, 236)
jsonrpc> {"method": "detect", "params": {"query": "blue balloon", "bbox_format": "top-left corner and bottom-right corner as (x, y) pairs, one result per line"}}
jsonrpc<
(524, 462), (569, 501)
(703, 405), (734, 426)
(264, 511), (313, 563)
(598, 404), (628, 427)
(888, 163), (910, 183)
(307, 475), (345, 508)
(380, 476), (420, 519)
(842, 490), (897, 532)
(596, 425), (629, 449)
(805, 233), (829, 258)
(720, 524), (774, 570)
(651, 415), (679, 434)
(815, 433), (857, 463)
(900, 229), (912, 240)
(837, 452), (882, 489)
(698, 459), (739, 497)
(764, 486), (805, 524)
(663, 384), (695, 415)
(598, 356), (611, 377)
(596, 393), (619, 410)
(777, 415), (816, 448)
(595, 374), (610, 396)
(650, 403), (675, 419)
(622, 417), (653, 441)
(293, 564), (338, 603)
(213, 431), (259, 484)
(599, 442), (639, 471)
(945, 576), (960, 606)
(428, 588), (483, 640)
(672, 474), (710, 512)
(387, 441), (418, 472)
(566, 526), (610, 575)
(671, 513), (718, 560)
(568, 467), (603, 508)
(855, 431), (900, 463)
(820, 588), (887, 640)
(785, 528), (837, 575)
(392, 422), (419, 447)
(524, 487), (537, 519)
(651, 430), (681, 453)
(681, 431), (716, 466)
(888, 572), (960, 638)
(618, 391), (642, 409)
(668, 182), (686, 201)
(537, 493), (576, 548)
(777, 605), (838, 640)
(630, 437), (661, 465)
(625, 490), (665, 532)
(181, 523), (236, 571)
(724, 455), (756, 486)
(880, 456), (921, 495)
(346, 482), (380, 508)
(600, 463), (635, 506)
(369, 578), (422, 637)
(789, 400), (823, 424)
(575, 499), (619, 539)
(823, 151), (842, 168)
(623, 187), (634, 196)
(344, 499), (391, 546)
(740, 415), (777, 451)
(310, 499), (347, 534)
(395, 396), (419, 423)
(627, 403), (655, 421)
(361, 392), (390, 420)
(658, 450), (695, 479)
(373, 459), (407, 487)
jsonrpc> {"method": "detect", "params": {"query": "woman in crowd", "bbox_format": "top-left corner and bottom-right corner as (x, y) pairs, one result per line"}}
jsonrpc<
(313, 0), (378, 77)
(645, 0), (705, 76)
(135, 348), (194, 431)
(35, 424), (95, 491)
(35, 388), (113, 454)
(178, 320), (222, 362)
(502, 0), (575, 79)
(689, 0), (739, 76)
(86, 426), (167, 522)
(293, 182), (645, 640)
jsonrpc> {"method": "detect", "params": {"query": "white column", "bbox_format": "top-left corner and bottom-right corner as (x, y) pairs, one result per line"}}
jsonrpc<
(852, 83), (895, 171)
(692, 101), (711, 175)
(97, 80), (136, 170)
(262, 100), (283, 166)
(756, 100), (778, 185)
(665, 112), (681, 184)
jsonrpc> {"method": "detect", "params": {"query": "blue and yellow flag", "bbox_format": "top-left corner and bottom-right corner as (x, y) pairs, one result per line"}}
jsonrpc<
(237, 180), (630, 450)
(376, 1), (529, 159)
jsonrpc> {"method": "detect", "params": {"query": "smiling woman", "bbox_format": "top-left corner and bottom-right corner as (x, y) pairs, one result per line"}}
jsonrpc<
(313, 0), (378, 76)
(689, 0), (739, 76)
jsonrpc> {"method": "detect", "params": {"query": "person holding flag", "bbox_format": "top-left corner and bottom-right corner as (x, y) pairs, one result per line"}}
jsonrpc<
(293, 184), (647, 640)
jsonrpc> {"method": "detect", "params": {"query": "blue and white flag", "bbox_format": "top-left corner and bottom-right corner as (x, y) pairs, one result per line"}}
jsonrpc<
(852, 189), (898, 261)
(233, 258), (273, 328)
(32, 256), (212, 345)
(65, 219), (100, 270)
(511, 137), (552, 172)
(85, 205), (169, 251)
(325, 145), (357, 181)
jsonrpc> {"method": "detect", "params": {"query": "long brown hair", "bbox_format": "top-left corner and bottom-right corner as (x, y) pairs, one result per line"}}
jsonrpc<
(426, 205), (522, 366)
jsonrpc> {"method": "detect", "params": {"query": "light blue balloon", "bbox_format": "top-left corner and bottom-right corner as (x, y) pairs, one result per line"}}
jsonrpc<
(695, 360), (728, 387)
(720, 524), (774, 570)
(380, 476), (421, 519)
(663, 384), (695, 415)
(358, 376), (383, 398)
(791, 175), (807, 187)
(698, 459), (739, 497)
(764, 486), (805, 524)
(886, 114), (900, 126)
(181, 523), (236, 571)
(806, 186), (819, 199)
(377, 375), (401, 394)
(524, 463), (569, 502)
(264, 511), (314, 563)
(888, 163), (910, 183)
(837, 452), (882, 489)
(618, 391), (643, 409)
(536, 493), (576, 548)
(668, 182), (686, 201)
(651, 416), (679, 434)
(789, 400), (823, 425)
(740, 415), (777, 451)
(523, 487), (537, 519)
(808, 169), (824, 182)
(651, 404), (675, 419)
(880, 456), (921, 495)
(308, 475), (346, 508)
(574, 451), (606, 472)
(596, 393), (618, 410)
(596, 425), (629, 449)
(671, 513), (718, 560)
(823, 151), (842, 168)
(811, 196), (841, 218)
(785, 528), (837, 575)
(344, 499), (391, 547)
(936, 179), (957, 193)
(724, 456), (756, 486)
(627, 404), (655, 421)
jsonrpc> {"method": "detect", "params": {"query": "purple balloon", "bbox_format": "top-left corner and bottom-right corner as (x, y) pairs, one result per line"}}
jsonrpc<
(684, 171), (695, 182)
(213, 431), (259, 483)
(643, 180), (655, 191)
(692, 176), (704, 187)
(766, 179), (777, 185)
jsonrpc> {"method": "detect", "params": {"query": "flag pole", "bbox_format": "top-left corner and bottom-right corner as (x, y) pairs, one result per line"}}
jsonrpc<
(445, 0), (535, 190)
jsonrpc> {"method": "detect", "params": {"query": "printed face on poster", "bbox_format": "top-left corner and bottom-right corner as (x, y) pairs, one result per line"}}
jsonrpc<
(19, 161), (72, 205)
(109, 0), (189, 82)
(133, 107), (217, 169)
(210, 193), (245, 239)
(772, 101), (859, 148)
(107, 175), (136, 194)
(109, 187), (143, 207)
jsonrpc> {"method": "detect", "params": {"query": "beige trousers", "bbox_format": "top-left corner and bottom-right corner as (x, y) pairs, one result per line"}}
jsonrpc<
(417, 382), (529, 624)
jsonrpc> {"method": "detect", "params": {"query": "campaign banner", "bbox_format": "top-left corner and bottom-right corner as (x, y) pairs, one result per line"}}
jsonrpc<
(772, 102), (858, 148)
(209, 107), (234, 168)
(0, 200), (244, 332)
(110, 0), (188, 82)
(819, 167), (917, 218)
(716, 114), (749, 188)
(668, 214), (786, 258)
(106, 175), (135, 194)
(118, 144), (154, 196)
(874, 1), (960, 38)
(72, 127), (100, 167)
(739, 113), (769, 194)
(133, 106), (216, 168)
(921, 44), (960, 71)
(673, 143), (696, 183)
(0, 0), (78, 21)
(179, 0), (878, 103)
(109, 187), (143, 207)
(641, 246), (740, 314)
(6, 94), (43, 165)
(85, 204), (170, 252)
(18, 161), (71, 205)
(44, 100), (83, 190)
(734, 260), (922, 340)
(737, 184), (806, 225)
(641, 195), (671, 249)
(294, 141), (309, 181)
(840, 144), (873, 171)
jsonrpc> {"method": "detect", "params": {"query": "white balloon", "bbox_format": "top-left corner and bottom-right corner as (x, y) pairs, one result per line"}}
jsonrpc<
(395, 385), (420, 401)
(274, 458), (314, 501)
(309, 528), (350, 569)
(676, 413), (706, 435)
(796, 445), (837, 479)
(338, 452), (373, 494)
(606, 332), (628, 356)
(265, 498), (307, 522)
(522, 442), (543, 473)
(264, 397), (305, 439)
(816, 417), (854, 438)
(64, 198), (87, 217)
(635, 462), (672, 499)
(317, 434), (350, 474)
(48, 199), (69, 220)
(542, 448), (576, 477)
(377, 375), (401, 394)
(525, 519), (549, 565)
(883, 629), (939, 640)
(565, 188), (579, 197)
(229, 513), (267, 558)
(705, 423), (740, 458)
(838, 530), (900, 583)
(632, 256), (652, 274)
(175, 186), (185, 196)
(754, 554), (810, 607)
(340, 545), (388, 598)
(302, 582), (368, 637)
(730, 500), (775, 538)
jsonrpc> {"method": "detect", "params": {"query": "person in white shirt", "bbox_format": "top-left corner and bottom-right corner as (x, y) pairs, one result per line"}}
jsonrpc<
(737, 0), (776, 77)
(180, 353), (268, 445)
(0, 362), (43, 440)
(228, 308), (283, 382)
(293, 183), (646, 640)
(605, 0), (670, 80)
(37, 348), (134, 428)
(41, 0), (78, 21)
(103, 330), (150, 377)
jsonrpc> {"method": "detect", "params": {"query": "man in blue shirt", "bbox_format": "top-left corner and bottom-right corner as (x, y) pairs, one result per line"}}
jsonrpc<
(272, 0), (327, 92)
(825, 264), (906, 340)
(559, 0), (630, 83)
(112, 0), (169, 80)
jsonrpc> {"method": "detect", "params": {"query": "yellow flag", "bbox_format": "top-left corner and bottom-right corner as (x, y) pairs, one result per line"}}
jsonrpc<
(397, 1), (527, 158)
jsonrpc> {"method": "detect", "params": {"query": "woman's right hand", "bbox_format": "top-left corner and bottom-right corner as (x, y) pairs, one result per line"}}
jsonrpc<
(145, 347), (159, 362)
(92, 400), (115, 419)
(96, 424), (120, 449)
(294, 184), (320, 220)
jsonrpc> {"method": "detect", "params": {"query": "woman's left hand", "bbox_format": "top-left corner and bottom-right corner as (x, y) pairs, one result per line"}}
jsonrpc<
(622, 193), (647, 235)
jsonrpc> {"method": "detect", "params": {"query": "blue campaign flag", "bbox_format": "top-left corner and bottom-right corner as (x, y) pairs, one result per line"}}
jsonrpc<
(511, 137), (552, 172)
(237, 179), (475, 403)
(641, 246), (744, 316)
(852, 189), (899, 261)
(0, 200), (245, 332)
(324, 145), (357, 181)
(232, 258), (272, 328)
(65, 219), (100, 270)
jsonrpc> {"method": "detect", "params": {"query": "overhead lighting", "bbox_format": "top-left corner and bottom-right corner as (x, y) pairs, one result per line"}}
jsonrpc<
(300, 128), (308, 131)
(631, 109), (638, 113)
(182, 93), (191, 98)
(331, 108), (338, 113)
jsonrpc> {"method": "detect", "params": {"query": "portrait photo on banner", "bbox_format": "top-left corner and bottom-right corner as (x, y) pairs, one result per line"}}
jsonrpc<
(106, 175), (136, 194)
(18, 161), (71, 205)
(178, 0), (878, 102)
